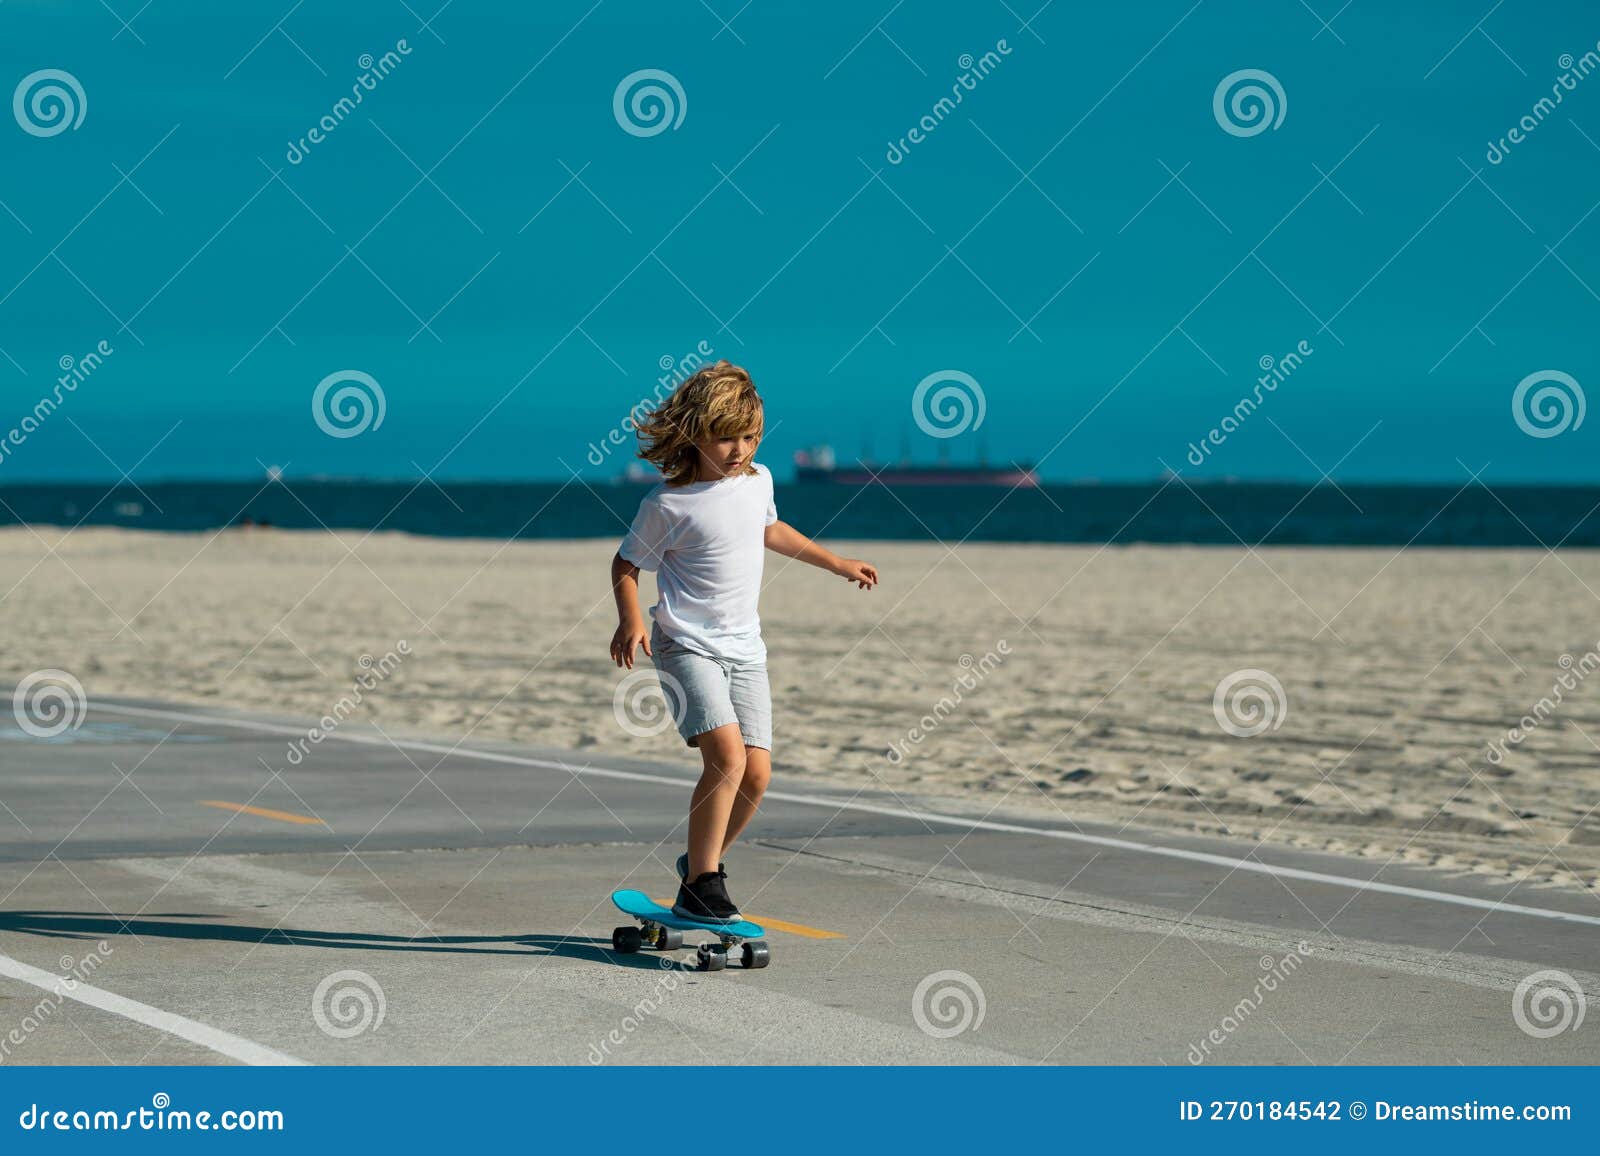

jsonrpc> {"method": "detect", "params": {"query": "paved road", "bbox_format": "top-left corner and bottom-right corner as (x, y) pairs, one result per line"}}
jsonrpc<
(0, 696), (1595, 1065)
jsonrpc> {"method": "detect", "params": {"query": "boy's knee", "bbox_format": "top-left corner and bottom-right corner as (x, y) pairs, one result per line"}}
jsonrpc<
(741, 758), (771, 794)
(698, 727), (746, 780)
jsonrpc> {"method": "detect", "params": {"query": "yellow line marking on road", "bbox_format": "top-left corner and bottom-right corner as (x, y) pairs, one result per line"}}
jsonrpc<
(650, 899), (844, 939)
(748, 914), (846, 939)
(200, 800), (327, 826)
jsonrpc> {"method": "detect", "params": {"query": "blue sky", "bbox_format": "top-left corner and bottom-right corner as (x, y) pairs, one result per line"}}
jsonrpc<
(1, 0), (1598, 482)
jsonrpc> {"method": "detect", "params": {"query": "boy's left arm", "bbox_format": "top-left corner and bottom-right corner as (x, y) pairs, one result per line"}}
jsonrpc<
(763, 520), (878, 589)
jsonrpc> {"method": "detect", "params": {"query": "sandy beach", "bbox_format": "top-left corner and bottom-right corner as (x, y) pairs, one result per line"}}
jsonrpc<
(3, 526), (1596, 894)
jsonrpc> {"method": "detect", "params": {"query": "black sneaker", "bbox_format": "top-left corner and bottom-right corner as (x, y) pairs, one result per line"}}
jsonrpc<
(671, 870), (741, 924)
(675, 852), (725, 882)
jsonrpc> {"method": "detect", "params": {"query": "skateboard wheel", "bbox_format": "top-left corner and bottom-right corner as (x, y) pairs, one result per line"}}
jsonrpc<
(695, 944), (727, 972)
(740, 940), (770, 969)
(653, 927), (683, 951)
(612, 925), (644, 954)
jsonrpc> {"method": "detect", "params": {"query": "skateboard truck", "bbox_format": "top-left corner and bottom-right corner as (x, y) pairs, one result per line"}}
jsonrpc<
(609, 889), (772, 971)
(612, 917), (771, 971)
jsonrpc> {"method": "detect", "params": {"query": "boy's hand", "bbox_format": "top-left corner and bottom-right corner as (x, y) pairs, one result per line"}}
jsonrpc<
(610, 621), (651, 668)
(834, 558), (879, 590)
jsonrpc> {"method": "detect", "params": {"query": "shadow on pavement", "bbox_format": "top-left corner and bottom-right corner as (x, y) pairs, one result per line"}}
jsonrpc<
(0, 909), (682, 967)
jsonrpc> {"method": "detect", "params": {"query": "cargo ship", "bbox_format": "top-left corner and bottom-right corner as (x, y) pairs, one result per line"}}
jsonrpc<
(792, 444), (1040, 487)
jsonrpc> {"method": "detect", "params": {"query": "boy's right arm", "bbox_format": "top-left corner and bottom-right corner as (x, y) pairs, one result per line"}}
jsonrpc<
(609, 552), (651, 669)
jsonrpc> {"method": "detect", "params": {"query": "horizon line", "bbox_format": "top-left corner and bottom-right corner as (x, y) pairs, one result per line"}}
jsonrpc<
(2, 473), (1600, 490)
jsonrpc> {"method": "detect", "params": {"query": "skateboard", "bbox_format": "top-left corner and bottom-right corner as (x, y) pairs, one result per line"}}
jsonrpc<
(610, 888), (771, 971)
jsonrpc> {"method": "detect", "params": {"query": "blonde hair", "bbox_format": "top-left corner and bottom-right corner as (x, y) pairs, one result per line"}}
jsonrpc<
(634, 360), (764, 486)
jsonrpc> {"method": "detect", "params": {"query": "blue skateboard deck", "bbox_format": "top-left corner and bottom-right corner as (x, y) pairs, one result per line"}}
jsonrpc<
(610, 888), (764, 939)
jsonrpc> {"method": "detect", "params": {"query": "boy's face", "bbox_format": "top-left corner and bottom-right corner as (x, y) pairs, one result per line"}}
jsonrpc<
(694, 429), (760, 479)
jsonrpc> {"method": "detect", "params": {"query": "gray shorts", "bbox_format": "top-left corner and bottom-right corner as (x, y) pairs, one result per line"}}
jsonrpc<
(649, 624), (772, 751)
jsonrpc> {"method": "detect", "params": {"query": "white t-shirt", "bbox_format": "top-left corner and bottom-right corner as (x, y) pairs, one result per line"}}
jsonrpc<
(618, 462), (778, 663)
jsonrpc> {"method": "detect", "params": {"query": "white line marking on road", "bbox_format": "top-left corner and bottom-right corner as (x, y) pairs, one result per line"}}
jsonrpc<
(92, 701), (1600, 929)
(0, 950), (308, 1065)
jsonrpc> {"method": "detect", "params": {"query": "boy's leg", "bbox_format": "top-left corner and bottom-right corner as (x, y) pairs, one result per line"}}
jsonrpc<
(721, 745), (771, 855)
(685, 723), (746, 878)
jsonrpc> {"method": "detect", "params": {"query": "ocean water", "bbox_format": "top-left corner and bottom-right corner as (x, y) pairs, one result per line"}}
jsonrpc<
(2, 480), (1597, 548)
